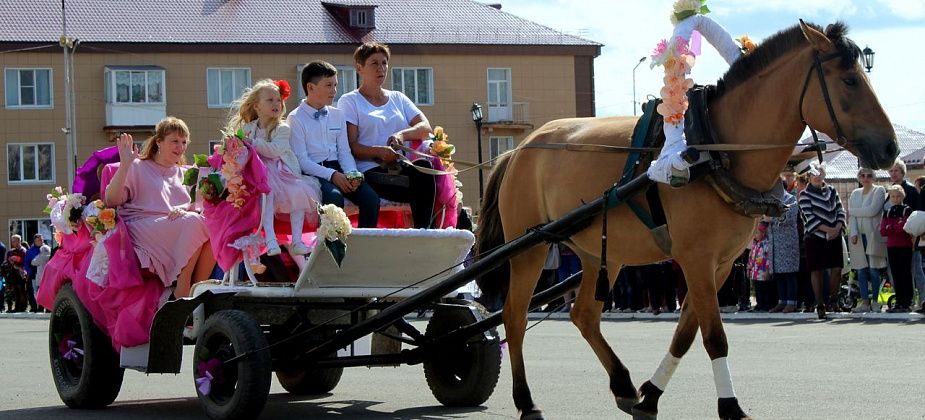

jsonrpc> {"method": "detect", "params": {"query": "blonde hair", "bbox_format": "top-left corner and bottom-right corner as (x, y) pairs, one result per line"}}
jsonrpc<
(139, 116), (190, 165)
(888, 184), (906, 197)
(225, 79), (286, 138)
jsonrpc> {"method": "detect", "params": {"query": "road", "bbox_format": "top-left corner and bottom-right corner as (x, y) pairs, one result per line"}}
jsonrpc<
(1, 316), (923, 419)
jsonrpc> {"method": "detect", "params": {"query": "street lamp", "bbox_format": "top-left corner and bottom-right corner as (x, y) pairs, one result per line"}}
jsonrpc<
(862, 46), (875, 73)
(632, 56), (647, 116)
(470, 103), (484, 201)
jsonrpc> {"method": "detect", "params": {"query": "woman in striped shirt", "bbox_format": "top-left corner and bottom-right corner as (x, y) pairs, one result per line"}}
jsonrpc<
(798, 162), (846, 319)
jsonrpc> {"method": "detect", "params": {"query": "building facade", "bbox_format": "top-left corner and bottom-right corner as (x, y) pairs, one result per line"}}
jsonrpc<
(1, 0), (600, 242)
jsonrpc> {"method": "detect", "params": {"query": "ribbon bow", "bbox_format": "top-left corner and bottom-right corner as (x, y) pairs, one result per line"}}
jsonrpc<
(62, 340), (84, 361)
(196, 370), (214, 395)
(312, 108), (329, 120)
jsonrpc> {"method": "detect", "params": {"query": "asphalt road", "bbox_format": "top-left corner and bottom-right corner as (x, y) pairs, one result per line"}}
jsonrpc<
(1, 317), (923, 419)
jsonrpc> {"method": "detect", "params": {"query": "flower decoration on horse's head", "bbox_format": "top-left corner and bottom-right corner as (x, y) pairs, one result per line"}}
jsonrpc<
(275, 80), (291, 101)
(671, 0), (710, 25)
(736, 34), (758, 55)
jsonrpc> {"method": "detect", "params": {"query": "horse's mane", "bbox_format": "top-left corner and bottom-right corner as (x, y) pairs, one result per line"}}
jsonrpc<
(714, 21), (860, 98)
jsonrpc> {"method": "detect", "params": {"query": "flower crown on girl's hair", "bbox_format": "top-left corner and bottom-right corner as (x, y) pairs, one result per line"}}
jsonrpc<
(275, 80), (291, 101)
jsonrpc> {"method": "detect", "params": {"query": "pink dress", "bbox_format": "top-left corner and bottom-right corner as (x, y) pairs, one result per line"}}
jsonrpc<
(103, 159), (210, 287)
(248, 124), (320, 215)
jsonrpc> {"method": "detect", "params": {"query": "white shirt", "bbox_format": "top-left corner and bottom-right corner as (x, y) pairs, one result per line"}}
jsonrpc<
(287, 102), (357, 180)
(336, 89), (422, 173)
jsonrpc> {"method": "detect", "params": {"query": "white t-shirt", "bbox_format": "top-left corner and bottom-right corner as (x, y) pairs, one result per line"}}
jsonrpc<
(337, 89), (422, 172)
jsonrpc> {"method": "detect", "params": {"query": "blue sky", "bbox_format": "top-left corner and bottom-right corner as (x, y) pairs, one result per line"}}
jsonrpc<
(501, 0), (925, 133)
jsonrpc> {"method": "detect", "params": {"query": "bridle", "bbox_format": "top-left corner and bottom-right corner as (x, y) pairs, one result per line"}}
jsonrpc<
(798, 50), (849, 163)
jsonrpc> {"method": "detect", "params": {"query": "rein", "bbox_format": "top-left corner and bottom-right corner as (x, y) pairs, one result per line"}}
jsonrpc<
(799, 50), (848, 163)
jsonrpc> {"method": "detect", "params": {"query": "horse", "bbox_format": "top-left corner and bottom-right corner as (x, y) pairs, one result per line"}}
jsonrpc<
(475, 21), (897, 420)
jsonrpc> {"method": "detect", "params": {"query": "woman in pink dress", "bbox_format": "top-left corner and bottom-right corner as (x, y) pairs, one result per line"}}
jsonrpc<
(104, 117), (215, 297)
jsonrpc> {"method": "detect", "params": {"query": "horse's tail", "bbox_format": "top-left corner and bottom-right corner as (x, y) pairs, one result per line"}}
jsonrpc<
(474, 152), (512, 311)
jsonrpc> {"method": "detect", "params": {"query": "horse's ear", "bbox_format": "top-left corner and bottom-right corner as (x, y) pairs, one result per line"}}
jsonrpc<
(799, 19), (836, 54)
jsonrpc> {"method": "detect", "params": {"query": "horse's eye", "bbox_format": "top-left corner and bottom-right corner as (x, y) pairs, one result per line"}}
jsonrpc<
(842, 77), (858, 87)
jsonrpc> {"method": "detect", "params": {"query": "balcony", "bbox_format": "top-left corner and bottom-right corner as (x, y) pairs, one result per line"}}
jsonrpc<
(484, 102), (532, 130)
(105, 102), (166, 130)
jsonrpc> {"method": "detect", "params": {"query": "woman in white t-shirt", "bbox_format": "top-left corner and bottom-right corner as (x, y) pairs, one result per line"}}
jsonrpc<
(337, 42), (438, 229)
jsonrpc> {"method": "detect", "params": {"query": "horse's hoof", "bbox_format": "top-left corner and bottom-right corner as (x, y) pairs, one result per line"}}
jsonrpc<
(717, 397), (750, 420)
(632, 407), (658, 420)
(519, 409), (545, 420)
(616, 396), (640, 415)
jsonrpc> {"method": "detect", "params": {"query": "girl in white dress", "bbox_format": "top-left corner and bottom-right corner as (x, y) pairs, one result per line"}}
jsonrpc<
(226, 79), (321, 255)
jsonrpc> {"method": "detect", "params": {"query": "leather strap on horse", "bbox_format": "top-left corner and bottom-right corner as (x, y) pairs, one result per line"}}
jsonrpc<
(798, 49), (847, 163)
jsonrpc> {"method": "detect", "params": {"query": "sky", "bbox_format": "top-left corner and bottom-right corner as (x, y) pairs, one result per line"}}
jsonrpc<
(501, 0), (925, 134)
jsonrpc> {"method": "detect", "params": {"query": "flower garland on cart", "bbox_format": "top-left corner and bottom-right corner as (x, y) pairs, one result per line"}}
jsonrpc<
(645, 0), (757, 186)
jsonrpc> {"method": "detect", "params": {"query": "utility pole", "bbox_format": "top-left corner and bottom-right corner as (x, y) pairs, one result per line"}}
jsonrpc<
(60, 0), (77, 190)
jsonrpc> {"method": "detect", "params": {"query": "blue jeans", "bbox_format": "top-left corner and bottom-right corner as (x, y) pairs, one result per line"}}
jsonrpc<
(318, 162), (380, 228)
(857, 266), (881, 301)
(775, 272), (798, 305)
(913, 252), (925, 305)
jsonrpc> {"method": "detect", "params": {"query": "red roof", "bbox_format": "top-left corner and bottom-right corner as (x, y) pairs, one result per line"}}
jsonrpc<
(0, 0), (600, 47)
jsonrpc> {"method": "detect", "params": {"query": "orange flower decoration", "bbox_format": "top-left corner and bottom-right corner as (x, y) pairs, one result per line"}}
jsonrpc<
(99, 208), (116, 229)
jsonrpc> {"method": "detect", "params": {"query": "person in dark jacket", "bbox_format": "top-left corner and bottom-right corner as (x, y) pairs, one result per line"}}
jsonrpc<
(881, 185), (915, 312)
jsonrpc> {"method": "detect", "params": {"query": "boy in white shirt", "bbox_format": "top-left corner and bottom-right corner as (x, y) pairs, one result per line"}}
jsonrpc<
(288, 61), (379, 228)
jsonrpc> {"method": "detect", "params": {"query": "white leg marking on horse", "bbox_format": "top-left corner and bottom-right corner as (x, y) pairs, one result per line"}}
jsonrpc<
(711, 357), (736, 398)
(649, 353), (681, 391)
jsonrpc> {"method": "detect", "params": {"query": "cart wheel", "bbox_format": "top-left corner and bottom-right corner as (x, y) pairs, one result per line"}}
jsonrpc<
(194, 310), (271, 420)
(49, 283), (125, 408)
(275, 356), (343, 395)
(423, 303), (501, 406)
(887, 295), (897, 310)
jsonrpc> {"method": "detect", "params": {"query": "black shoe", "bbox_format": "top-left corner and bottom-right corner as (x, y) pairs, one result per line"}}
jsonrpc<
(915, 306), (925, 314)
(816, 305), (827, 320)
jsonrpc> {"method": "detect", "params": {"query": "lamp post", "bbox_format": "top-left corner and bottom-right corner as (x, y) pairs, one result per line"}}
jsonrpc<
(470, 103), (484, 201)
(632, 56), (646, 116)
(862, 46), (875, 73)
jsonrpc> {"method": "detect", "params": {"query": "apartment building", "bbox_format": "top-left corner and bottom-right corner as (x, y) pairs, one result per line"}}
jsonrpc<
(0, 0), (600, 242)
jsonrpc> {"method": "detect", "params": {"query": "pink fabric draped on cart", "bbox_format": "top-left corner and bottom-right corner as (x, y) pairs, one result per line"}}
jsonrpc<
(408, 139), (458, 228)
(37, 221), (166, 351)
(202, 143), (271, 271)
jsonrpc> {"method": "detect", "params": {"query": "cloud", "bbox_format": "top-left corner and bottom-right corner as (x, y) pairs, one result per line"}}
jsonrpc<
(875, 0), (925, 20)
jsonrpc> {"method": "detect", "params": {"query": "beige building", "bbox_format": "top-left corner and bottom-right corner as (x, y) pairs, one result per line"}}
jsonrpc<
(0, 0), (600, 242)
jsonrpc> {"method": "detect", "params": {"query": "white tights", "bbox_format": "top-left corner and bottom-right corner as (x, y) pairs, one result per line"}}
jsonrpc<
(262, 192), (306, 246)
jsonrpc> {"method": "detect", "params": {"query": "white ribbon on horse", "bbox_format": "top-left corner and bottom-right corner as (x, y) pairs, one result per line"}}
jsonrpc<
(647, 15), (742, 185)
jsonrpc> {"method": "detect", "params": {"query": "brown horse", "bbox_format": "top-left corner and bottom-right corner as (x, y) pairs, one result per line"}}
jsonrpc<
(475, 21), (897, 419)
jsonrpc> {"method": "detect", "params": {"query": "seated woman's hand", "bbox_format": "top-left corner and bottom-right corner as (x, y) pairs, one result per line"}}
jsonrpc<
(116, 132), (139, 163)
(167, 208), (190, 221)
(376, 146), (399, 164)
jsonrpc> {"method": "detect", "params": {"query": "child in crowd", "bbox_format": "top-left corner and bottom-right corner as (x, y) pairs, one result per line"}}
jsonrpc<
(227, 79), (321, 256)
(880, 185), (914, 312)
(747, 223), (772, 312)
(288, 61), (379, 228)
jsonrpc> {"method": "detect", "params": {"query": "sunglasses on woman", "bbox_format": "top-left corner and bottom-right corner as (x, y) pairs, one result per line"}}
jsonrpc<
(859, 173), (874, 178)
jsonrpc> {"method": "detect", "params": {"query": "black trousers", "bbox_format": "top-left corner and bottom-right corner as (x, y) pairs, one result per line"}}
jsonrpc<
(364, 161), (437, 229)
(888, 247), (914, 308)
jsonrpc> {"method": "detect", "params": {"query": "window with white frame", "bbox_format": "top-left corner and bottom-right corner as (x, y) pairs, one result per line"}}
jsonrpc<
(104, 68), (165, 104)
(296, 64), (357, 103)
(487, 68), (512, 121)
(207, 68), (251, 108)
(4, 68), (52, 108)
(391, 68), (433, 105)
(489, 136), (515, 160)
(7, 143), (54, 184)
(9, 218), (56, 248)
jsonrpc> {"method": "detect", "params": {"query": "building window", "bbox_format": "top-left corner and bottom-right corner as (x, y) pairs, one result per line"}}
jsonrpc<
(105, 68), (165, 104)
(487, 68), (512, 121)
(7, 143), (54, 184)
(296, 65), (357, 103)
(489, 136), (515, 160)
(349, 8), (374, 28)
(207, 68), (251, 108)
(208, 140), (223, 153)
(391, 68), (433, 106)
(4, 68), (52, 108)
(9, 218), (56, 248)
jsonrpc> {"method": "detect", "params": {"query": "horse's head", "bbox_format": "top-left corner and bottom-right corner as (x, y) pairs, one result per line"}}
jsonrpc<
(798, 21), (898, 169)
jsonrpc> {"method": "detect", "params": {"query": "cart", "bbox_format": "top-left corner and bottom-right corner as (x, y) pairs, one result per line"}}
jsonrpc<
(47, 224), (586, 420)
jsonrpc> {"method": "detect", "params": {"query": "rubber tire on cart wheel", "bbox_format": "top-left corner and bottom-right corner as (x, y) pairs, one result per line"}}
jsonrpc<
(887, 295), (896, 310)
(423, 303), (501, 406)
(49, 283), (125, 408)
(275, 356), (343, 395)
(194, 310), (271, 420)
